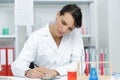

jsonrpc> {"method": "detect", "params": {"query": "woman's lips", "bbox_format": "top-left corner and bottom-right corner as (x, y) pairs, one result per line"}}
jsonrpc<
(58, 31), (64, 36)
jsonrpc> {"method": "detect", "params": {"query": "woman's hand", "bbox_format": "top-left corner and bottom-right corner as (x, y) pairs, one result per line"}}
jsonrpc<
(36, 66), (59, 77)
(44, 68), (59, 77)
(25, 66), (59, 78)
(25, 67), (46, 78)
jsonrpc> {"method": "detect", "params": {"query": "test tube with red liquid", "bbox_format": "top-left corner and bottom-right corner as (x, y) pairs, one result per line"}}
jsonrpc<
(100, 49), (104, 75)
(85, 49), (89, 76)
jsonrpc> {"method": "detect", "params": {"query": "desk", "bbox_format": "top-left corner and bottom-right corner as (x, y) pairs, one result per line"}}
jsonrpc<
(1, 76), (119, 80)
(0, 76), (67, 80)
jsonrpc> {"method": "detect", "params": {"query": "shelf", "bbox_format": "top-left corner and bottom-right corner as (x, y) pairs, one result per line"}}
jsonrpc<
(0, 35), (15, 39)
(0, 0), (14, 3)
(0, 0), (94, 5)
(82, 35), (95, 38)
(34, 0), (94, 5)
(84, 46), (95, 49)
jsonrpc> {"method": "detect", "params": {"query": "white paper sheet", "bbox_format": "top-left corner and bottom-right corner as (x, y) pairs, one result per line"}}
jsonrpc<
(0, 76), (67, 80)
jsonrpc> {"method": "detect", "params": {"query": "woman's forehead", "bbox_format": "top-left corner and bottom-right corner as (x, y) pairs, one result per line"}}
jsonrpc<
(60, 13), (75, 27)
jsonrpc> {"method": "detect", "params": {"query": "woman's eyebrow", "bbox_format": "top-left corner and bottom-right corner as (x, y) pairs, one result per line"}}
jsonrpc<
(62, 19), (75, 29)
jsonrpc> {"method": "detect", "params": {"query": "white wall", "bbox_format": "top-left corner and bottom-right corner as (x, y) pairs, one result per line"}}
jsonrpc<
(97, 0), (108, 49)
(108, 0), (120, 72)
(98, 0), (120, 72)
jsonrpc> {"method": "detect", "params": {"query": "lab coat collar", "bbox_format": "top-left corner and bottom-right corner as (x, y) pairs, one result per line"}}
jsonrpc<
(41, 21), (71, 53)
(40, 21), (54, 36)
(39, 23), (50, 36)
(41, 22), (58, 52)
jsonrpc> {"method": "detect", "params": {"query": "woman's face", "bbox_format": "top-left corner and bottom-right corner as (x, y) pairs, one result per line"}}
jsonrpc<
(54, 12), (75, 37)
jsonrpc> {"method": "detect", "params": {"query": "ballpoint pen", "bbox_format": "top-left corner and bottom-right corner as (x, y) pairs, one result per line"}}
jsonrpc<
(34, 63), (60, 80)
(34, 64), (50, 80)
(34, 63), (39, 67)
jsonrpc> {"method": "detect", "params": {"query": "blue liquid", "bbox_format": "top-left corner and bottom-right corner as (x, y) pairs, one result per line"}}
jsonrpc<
(89, 67), (98, 80)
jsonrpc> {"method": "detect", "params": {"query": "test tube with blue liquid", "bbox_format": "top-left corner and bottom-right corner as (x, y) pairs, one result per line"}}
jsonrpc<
(90, 49), (99, 74)
(89, 49), (98, 80)
(89, 63), (98, 80)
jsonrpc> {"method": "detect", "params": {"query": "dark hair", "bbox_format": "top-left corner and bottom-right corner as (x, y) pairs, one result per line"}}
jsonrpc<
(60, 4), (82, 28)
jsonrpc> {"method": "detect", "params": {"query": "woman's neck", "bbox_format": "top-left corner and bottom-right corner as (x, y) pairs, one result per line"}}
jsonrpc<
(49, 24), (62, 46)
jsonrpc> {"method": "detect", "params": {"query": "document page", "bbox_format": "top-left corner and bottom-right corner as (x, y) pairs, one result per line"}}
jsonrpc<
(0, 76), (67, 80)
(0, 76), (41, 80)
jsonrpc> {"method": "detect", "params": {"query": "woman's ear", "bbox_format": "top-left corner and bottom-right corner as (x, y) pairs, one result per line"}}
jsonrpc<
(56, 11), (60, 17)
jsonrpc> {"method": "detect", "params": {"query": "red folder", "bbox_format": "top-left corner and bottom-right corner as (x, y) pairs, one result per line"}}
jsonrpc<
(0, 48), (7, 76)
(6, 48), (14, 76)
(0, 48), (14, 76)
(0, 65), (7, 76)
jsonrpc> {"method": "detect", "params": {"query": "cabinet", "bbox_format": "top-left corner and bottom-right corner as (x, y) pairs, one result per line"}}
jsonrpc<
(0, 1), (15, 46)
(0, 3), (15, 49)
(0, 2), (14, 76)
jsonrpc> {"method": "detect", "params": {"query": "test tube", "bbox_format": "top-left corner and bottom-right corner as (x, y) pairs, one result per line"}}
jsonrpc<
(80, 49), (85, 76)
(85, 49), (89, 76)
(90, 49), (100, 74)
(100, 49), (104, 75)
(95, 49), (99, 74)
(90, 49), (96, 70)
(104, 48), (109, 75)
(90, 49), (96, 62)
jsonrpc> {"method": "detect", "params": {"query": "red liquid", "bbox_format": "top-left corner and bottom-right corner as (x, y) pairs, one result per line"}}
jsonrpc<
(100, 53), (104, 75)
(85, 65), (89, 76)
(68, 71), (77, 80)
(85, 51), (89, 76)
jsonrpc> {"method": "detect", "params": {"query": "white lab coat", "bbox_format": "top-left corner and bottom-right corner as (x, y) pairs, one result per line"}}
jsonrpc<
(11, 22), (85, 77)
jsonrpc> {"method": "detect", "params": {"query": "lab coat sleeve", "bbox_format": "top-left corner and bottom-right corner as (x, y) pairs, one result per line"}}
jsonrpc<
(11, 34), (38, 77)
(54, 29), (85, 76)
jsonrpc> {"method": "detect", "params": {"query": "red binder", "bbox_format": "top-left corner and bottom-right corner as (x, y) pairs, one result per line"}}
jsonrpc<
(0, 65), (7, 76)
(6, 48), (14, 76)
(0, 48), (7, 76)
(0, 48), (14, 76)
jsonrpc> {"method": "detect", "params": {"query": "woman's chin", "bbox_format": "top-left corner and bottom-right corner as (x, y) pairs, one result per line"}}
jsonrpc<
(57, 34), (63, 38)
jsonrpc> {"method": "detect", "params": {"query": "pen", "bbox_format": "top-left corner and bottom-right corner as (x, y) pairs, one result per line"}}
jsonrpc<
(34, 64), (49, 80)
(34, 63), (49, 80)
(34, 64), (39, 67)
(34, 64), (60, 80)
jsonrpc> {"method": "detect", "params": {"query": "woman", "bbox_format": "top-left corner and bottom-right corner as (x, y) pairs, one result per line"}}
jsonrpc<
(11, 4), (85, 79)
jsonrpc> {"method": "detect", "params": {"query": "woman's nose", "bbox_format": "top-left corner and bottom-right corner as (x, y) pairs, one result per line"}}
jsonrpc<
(62, 26), (68, 33)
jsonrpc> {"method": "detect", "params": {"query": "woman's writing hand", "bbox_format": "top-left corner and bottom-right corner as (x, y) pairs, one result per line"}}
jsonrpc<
(25, 66), (59, 78)
(25, 67), (46, 78)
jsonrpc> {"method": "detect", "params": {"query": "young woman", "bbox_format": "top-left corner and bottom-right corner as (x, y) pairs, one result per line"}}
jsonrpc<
(12, 4), (85, 79)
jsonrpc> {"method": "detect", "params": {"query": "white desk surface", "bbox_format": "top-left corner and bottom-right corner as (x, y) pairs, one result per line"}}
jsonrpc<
(0, 76), (117, 80)
(0, 76), (67, 80)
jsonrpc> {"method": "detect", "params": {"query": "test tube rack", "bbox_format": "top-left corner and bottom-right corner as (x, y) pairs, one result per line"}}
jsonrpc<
(77, 61), (112, 80)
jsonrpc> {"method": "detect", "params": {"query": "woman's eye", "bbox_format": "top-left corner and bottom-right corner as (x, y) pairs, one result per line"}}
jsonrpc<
(61, 21), (66, 25)
(68, 28), (73, 31)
